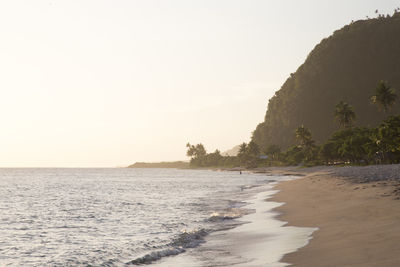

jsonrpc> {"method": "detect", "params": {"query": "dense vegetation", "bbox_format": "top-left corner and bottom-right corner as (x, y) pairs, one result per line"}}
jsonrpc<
(136, 13), (400, 170)
(186, 141), (261, 168)
(187, 78), (399, 168)
(186, 13), (400, 169)
(252, 13), (400, 151)
(187, 114), (400, 168)
(185, 143), (239, 168)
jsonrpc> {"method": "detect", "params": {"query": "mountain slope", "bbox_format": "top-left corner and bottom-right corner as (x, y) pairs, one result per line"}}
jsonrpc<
(252, 14), (400, 151)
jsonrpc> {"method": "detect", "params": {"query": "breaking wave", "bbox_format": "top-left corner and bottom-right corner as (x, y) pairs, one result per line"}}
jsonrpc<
(208, 211), (242, 221)
(128, 229), (208, 265)
(207, 207), (254, 222)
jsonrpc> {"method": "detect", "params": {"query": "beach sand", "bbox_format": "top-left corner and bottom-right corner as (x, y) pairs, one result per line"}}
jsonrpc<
(272, 168), (400, 267)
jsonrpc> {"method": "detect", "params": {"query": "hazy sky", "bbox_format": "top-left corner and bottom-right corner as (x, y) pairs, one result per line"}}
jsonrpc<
(0, 0), (398, 167)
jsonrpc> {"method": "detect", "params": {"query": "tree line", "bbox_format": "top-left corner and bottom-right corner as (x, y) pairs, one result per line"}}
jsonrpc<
(186, 80), (399, 168)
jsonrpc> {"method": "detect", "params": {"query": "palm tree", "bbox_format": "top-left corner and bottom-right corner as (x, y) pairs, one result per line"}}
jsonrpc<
(247, 141), (260, 157)
(370, 80), (397, 115)
(238, 142), (247, 156)
(295, 125), (312, 147)
(186, 143), (206, 158)
(295, 125), (316, 162)
(334, 101), (356, 128)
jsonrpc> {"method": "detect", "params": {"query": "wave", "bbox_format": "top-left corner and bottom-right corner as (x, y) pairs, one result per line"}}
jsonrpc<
(207, 207), (253, 222)
(128, 247), (185, 265)
(240, 184), (262, 190)
(207, 211), (242, 222)
(128, 184), (261, 265)
(128, 228), (208, 265)
(170, 228), (208, 248)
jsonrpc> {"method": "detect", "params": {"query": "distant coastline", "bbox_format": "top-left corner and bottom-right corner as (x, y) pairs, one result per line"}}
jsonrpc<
(128, 161), (190, 169)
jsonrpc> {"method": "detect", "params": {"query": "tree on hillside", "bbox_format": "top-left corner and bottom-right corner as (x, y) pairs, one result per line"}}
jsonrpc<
(295, 125), (312, 147)
(334, 101), (356, 129)
(295, 125), (316, 162)
(370, 80), (397, 115)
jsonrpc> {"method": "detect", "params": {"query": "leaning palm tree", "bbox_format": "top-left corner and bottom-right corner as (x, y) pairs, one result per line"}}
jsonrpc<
(370, 80), (397, 115)
(334, 101), (356, 129)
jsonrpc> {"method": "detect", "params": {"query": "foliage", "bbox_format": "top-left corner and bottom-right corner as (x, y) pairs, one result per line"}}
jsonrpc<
(186, 143), (208, 167)
(186, 143), (206, 158)
(295, 125), (317, 162)
(185, 141), (263, 169)
(186, 16), (400, 170)
(319, 141), (339, 164)
(282, 146), (304, 165)
(375, 115), (400, 163)
(185, 115), (400, 168)
(335, 128), (375, 164)
(237, 143), (247, 159)
(237, 141), (261, 168)
(186, 143), (239, 168)
(264, 144), (281, 160)
(334, 101), (356, 129)
(295, 125), (312, 146)
(370, 80), (398, 114)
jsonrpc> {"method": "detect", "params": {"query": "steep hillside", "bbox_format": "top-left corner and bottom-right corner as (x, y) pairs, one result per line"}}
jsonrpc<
(252, 14), (400, 151)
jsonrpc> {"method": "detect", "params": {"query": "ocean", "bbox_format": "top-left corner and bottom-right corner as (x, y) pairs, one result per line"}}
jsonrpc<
(0, 168), (315, 266)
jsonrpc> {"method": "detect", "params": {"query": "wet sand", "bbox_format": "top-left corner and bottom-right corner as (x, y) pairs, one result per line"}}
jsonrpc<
(153, 178), (316, 266)
(272, 168), (400, 267)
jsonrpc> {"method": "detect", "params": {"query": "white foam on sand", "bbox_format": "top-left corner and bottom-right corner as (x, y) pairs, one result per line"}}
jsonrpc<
(154, 181), (317, 266)
(218, 186), (317, 266)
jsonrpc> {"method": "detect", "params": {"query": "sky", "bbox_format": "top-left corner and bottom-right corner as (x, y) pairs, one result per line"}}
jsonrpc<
(0, 0), (399, 167)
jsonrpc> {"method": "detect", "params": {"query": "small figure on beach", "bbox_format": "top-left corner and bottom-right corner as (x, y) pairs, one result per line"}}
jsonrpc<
(240, 170), (242, 175)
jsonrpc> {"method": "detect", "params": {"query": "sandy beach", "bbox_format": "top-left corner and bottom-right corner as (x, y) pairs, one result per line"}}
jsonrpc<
(271, 165), (400, 267)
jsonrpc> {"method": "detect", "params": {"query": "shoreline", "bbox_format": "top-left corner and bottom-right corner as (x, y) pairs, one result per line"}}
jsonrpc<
(127, 165), (400, 266)
(153, 172), (316, 266)
(271, 164), (400, 266)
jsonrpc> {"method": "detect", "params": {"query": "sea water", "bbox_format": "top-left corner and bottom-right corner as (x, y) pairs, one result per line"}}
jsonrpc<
(0, 168), (315, 266)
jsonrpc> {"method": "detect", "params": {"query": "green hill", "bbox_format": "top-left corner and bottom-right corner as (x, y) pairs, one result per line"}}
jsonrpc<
(252, 13), (400, 152)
